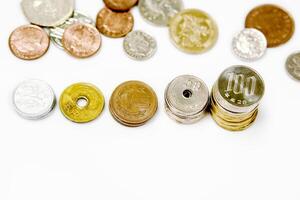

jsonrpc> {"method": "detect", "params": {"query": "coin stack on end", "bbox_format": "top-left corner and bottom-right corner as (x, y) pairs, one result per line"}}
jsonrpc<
(210, 66), (265, 131)
(165, 75), (210, 124)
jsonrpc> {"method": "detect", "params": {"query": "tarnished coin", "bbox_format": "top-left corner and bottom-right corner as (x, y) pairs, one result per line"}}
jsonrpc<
(21, 0), (75, 27)
(232, 28), (267, 61)
(109, 81), (158, 127)
(96, 7), (134, 38)
(245, 4), (295, 48)
(104, 0), (138, 11)
(169, 9), (218, 54)
(138, 0), (183, 26)
(62, 23), (102, 58)
(9, 25), (50, 60)
(123, 30), (157, 60)
(165, 75), (209, 124)
(13, 79), (56, 120)
(286, 52), (300, 81)
(217, 65), (265, 113)
(59, 83), (105, 123)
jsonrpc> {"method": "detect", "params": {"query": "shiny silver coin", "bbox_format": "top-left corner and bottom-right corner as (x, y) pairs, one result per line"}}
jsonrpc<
(47, 11), (95, 49)
(123, 30), (157, 60)
(165, 75), (209, 124)
(138, 0), (183, 26)
(232, 28), (267, 61)
(21, 0), (75, 27)
(13, 79), (56, 120)
(286, 52), (300, 81)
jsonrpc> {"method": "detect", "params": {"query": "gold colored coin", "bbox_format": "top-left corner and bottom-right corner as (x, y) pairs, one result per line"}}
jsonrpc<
(245, 4), (295, 48)
(109, 81), (158, 127)
(59, 83), (105, 123)
(169, 9), (218, 54)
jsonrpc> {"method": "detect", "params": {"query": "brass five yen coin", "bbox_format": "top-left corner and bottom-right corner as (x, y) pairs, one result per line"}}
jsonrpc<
(109, 81), (158, 127)
(245, 4), (295, 48)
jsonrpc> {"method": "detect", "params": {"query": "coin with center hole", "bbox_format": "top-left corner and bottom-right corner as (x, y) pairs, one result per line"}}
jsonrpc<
(21, 0), (75, 27)
(138, 0), (183, 26)
(109, 81), (158, 127)
(9, 25), (50, 60)
(232, 28), (267, 61)
(96, 7), (134, 38)
(62, 23), (102, 58)
(104, 0), (138, 11)
(13, 79), (56, 120)
(123, 30), (157, 60)
(286, 52), (300, 81)
(169, 9), (218, 54)
(59, 83), (105, 123)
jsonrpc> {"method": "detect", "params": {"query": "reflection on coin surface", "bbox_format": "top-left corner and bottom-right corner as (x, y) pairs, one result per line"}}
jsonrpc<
(13, 79), (56, 120)
(62, 23), (102, 58)
(232, 28), (267, 61)
(245, 4), (294, 48)
(96, 7), (134, 38)
(104, 0), (138, 11)
(169, 9), (218, 54)
(139, 0), (183, 26)
(286, 52), (300, 81)
(60, 83), (105, 123)
(217, 66), (265, 111)
(165, 75), (209, 124)
(21, 0), (75, 27)
(9, 25), (50, 60)
(123, 30), (157, 60)
(110, 81), (158, 127)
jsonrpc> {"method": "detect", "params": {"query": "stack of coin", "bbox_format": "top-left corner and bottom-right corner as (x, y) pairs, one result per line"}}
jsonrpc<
(210, 66), (265, 131)
(165, 75), (210, 124)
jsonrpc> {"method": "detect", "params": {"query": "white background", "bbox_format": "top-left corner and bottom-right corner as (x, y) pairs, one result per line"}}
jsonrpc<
(1, 0), (300, 199)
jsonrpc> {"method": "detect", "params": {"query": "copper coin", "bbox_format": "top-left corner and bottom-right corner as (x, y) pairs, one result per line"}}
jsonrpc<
(109, 81), (158, 127)
(9, 25), (50, 60)
(62, 23), (102, 58)
(96, 7), (134, 38)
(103, 0), (138, 11)
(245, 4), (295, 48)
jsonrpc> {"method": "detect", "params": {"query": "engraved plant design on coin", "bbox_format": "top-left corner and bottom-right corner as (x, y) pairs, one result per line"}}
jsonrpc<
(9, 25), (50, 60)
(139, 0), (183, 26)
(232, 28), (267, 61)
(245, 4), (295, 48)
(13, 79), (56, 120)
(286, 52), (300, 81)
(169, 9), (218, 54)
(123, 31), (157, 60)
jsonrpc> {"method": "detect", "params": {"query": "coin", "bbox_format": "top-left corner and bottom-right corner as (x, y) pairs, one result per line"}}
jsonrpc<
(96, 7), (134, 38)
(21, 0), (75, 27)
(164, 75), (209, 124)
(286, 52), (300, 81)
(62, 23), (102, 58)
(169, 9), (218, 54)
(138, 0), (183, 26)
(245, 4), (295, 48)
(109, 81), (158, 127)
(9, 25), (50, 60)
(232, 28), (267, 61)
(13, 79), (56, 120)
(123, 30), (157, 60)
(104, 0), (138, 11)
(59, 83), (105, 123)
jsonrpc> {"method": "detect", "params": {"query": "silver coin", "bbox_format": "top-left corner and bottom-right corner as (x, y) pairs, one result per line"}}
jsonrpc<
(21, 0), (75, 27)
(286, 52), (300, 81)
(138, 0), (183, 26)
(165, 75), (209, 124)
(232, 28), (267, 61)
(13, 79), (56, 120)
(123, 30), (157, 60)
(47, 11), (95, 49)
